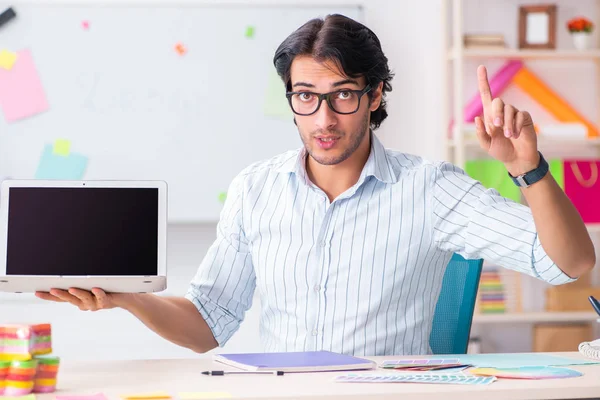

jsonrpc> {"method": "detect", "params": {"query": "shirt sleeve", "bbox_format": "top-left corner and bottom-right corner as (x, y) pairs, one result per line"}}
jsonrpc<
(185, 172), (256, 347)
(431, 161), (576, 286)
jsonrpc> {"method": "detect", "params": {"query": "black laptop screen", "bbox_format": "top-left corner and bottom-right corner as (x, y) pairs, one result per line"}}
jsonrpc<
(6, 187), (159, 276)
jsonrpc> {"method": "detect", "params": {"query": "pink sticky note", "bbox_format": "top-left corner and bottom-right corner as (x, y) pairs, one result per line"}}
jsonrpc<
(0, 49), (49, 122)
(56, 394), (108, 400)
(82, 20), (90, 30)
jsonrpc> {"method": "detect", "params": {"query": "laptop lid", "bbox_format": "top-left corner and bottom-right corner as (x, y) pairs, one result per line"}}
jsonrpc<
(0, 180), (167, 279)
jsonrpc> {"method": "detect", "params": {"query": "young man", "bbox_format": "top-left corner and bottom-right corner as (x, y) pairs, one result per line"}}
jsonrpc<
(37, 15), (595, 356)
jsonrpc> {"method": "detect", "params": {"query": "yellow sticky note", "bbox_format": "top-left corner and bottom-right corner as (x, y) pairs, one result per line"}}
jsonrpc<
(121, 392), (171, 400)
(178, 393), (232, 400)
(0, 49), (18, 70)
(1, 395), (36, 400)
(53, 139), (72, 156)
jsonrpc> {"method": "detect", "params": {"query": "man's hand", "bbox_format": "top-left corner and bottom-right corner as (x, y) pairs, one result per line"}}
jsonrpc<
(35, 288), (123, 311)
(474, 65), (540, 177)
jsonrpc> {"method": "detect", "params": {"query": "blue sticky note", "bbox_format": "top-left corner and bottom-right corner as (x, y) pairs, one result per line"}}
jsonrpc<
(456, 353), (600, 369)
(35, 144), (88, 179)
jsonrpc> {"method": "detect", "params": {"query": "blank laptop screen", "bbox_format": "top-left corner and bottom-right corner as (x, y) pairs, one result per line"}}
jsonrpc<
(6, 187), (158, 276)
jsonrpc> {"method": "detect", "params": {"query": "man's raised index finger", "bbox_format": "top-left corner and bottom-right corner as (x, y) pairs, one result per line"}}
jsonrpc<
(477, 65), (493, 106)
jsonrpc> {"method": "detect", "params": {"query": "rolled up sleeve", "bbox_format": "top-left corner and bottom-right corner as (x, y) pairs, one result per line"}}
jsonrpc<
(185, 173), (256, 346)
(431, 161), (575, 285)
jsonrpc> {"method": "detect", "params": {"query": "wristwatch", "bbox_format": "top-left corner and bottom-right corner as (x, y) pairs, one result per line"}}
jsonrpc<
(508, 151), (549, 188)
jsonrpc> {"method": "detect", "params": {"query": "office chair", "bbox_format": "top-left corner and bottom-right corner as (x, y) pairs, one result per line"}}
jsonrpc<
(429, 253), (483, 354)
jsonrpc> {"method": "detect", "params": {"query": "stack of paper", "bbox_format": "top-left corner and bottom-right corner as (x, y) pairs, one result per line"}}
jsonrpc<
(335, 373), (496, 385)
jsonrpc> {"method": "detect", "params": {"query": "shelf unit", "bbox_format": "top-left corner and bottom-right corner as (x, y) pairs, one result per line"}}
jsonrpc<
(442, 0), (600, 170)
(473, 311), (600, 324)
(442, 0), (600, 346)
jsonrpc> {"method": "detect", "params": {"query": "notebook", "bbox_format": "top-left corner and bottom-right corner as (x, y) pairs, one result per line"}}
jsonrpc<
(213, 351), (376, 372)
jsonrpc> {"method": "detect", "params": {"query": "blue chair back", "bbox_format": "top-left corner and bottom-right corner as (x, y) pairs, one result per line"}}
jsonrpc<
(429, 253), (483, 354)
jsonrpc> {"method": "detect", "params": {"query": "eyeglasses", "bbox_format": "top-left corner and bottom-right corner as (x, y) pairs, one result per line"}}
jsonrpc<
(286, 84), (372, 116)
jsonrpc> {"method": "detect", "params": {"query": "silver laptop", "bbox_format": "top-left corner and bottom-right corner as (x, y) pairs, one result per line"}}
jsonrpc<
(0, 180), (167, 293)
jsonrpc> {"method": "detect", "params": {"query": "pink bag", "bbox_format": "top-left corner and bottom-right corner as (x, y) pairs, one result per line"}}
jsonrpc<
(564, 160), (600, 223)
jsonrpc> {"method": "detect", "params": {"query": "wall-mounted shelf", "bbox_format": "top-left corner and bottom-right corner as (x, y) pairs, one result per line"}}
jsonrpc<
(473, 311), (600, 324)
(448, 48), (600, 60)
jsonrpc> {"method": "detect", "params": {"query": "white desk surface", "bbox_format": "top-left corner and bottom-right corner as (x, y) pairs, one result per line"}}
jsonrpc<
(38, 352), (600, 400)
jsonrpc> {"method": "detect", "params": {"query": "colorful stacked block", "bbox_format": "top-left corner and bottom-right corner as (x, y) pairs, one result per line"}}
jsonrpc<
(0, 324), (52, 361)
(3, 360), (37, 396)
(33, 356), (60, 393)
(0, 360), (9, 394)
(0, 324), (59, 395)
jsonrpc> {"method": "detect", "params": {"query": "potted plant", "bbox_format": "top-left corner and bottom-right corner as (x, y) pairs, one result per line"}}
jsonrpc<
(567, 17), (594, 50)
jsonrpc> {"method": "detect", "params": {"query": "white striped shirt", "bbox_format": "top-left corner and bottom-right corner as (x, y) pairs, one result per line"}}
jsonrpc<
(185, 133), (574, 356)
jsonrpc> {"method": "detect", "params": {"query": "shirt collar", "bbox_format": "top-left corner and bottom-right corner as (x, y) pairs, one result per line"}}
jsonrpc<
(275, 132), (397, 185)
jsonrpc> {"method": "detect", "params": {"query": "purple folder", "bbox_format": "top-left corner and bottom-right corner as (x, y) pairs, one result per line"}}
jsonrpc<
(213, 350), (376, 372)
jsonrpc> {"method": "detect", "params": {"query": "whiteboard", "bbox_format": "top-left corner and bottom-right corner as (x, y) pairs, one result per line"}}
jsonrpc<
(0, 2), (363, 222)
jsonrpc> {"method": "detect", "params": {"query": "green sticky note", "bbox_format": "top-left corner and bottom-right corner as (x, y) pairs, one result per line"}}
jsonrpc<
(218, 191), (227, 204)
(53, 139), (71, 156)
(245, 25), (255, 38)
(549, 159), (564, 189)
(263, 69), (292, 120)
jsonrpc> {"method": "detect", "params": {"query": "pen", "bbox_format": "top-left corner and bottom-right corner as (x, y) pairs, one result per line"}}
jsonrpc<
(589, 296), (600, 317)
(201, 370), (284, 376)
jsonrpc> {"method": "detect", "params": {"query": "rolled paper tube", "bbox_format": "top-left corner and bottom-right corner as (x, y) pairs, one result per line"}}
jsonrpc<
(1, 345), (30, 351)
(34, 356), (59, 365)
(8, 367), (37, 375)
(10, 360), (37, 369)
(0, 354), (31, 362)
(35, 370), (57, 379)
(6, 373), (36, 381)
(4, 387), (33, 396)
(34, 385), (56, 393)
(38, 365), (59, 372)
(34, 378), (56, 386)
(9, 363), (37, 371)
(5, 380), (34, 390)
(2, 339), (30, 346)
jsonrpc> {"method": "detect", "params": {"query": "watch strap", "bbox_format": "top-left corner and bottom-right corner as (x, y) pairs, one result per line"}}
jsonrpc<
(509, 152), (549, 188)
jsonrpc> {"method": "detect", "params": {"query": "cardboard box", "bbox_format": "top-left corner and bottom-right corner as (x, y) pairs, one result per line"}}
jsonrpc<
(545, 286), (600, 311)
(533, 324), (593, 352)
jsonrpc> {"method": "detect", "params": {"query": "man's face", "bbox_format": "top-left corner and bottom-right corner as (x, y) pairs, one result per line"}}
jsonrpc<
(289, 56), (382, 166)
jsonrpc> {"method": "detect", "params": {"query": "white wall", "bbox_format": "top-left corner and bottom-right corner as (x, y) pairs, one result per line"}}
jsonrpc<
(1, 0), (448, 361)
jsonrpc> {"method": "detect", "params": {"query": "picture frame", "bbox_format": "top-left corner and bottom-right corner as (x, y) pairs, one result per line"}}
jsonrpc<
(518, 4), (557, 49)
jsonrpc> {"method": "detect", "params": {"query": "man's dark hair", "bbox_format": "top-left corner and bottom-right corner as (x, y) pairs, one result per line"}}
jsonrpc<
(273, 14), (393, 130)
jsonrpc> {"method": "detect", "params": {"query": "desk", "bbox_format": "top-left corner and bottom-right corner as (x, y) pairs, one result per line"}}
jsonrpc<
(38, 352), (599, 400)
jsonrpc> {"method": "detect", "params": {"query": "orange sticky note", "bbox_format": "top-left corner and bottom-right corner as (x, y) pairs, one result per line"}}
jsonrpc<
(179, 393), (232, 399)
(174, 42), (186, 56)
(121, 392), (171, 400)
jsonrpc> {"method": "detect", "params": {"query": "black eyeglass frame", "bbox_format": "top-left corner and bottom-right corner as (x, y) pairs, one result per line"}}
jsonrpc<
(285, 84), (373, 116)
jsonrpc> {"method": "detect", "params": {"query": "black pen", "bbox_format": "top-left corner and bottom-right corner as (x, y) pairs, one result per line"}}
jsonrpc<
(202, 370), (284, 376)
(589, 296), (600, 317)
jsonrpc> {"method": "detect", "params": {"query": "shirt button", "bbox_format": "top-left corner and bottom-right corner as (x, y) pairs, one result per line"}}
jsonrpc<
(320, 241), (327, 247)
(312, 330), (318, 336)
(314, 285), (321, 292)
